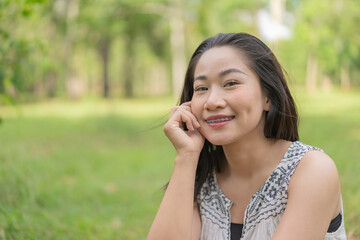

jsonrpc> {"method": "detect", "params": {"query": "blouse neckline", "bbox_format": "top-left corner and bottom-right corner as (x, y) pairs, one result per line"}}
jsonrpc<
(212, 141), (298, 214)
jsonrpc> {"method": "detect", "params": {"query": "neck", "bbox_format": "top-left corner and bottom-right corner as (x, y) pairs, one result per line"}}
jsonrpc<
(221, 136), (279, 179)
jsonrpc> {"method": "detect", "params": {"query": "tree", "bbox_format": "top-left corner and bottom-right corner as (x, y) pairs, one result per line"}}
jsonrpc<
(50, 0), (81, 98)
(78, 0), (168, 98)
(77, 0), (119, 98)
(291, 0), (360, 89)
(0, 0), (49, 102)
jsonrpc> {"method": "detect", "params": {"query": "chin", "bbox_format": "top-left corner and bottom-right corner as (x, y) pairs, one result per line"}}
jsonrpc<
(200, 129), (232, 146)
(205, 136), (234, 146)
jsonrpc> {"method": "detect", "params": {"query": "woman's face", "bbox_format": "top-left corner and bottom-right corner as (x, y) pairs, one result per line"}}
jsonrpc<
(191, 46), (270, 146)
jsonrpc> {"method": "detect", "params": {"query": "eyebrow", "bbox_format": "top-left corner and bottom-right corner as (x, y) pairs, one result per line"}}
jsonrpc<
(194, 68), (246, 81)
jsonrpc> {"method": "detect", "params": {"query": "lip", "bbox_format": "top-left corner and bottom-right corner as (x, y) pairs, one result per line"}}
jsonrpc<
(204, 114), (235, 128)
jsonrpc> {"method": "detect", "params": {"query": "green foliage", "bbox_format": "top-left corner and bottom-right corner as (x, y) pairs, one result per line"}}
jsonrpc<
(187, 0), (266, 38)
(289, 0), (360, 84)
(0, 0), (50, 101)
(1, 0), (360, 102)
(76, 0), (171, 97)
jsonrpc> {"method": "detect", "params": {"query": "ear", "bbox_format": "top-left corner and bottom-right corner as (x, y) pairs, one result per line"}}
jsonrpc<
(264, 98), (271, 111)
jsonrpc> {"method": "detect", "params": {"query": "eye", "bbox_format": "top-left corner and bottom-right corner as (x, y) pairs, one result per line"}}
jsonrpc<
(194, 86), (208, 92)
(224, 80), (239, 87)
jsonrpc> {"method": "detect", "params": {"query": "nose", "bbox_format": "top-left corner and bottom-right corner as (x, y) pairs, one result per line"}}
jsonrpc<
(204, 88), (226, 111)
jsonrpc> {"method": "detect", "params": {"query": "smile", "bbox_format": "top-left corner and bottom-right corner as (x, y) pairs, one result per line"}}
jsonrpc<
(206, 117), (234, 123)
(205, 115), (235, 128)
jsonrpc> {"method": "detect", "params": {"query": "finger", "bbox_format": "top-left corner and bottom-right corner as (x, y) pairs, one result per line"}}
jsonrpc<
(180, 101), (192, 107)
(187, 113), (200, 129)
(170, 106), (179, 115)
(171, 105), (192, 120)
(179, 111), (195, 131)
(183, 108), (200, 128)
(182, 110), (201, 131)
(185, 119), (194, 131)
(170, 105), (191, 116)
(180, 107), (200, 129)
(169, 106), (200, 131)
(182, 102), (201, 127)
(179, 103), (191, 111)
(168, 108), (191, 129)
(171, 108), (194, 131)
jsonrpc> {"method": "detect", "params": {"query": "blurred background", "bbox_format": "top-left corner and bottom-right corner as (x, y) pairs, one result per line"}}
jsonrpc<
(0, 0), (359, 239)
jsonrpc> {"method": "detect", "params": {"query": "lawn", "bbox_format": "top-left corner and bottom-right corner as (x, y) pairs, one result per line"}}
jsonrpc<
(0, 88), (359, 239)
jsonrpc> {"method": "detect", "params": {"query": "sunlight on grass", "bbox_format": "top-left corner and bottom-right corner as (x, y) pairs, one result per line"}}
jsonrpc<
(0, 97), (175, 119)
(294, 88), (360, 117)
(351, 129), (360, 141)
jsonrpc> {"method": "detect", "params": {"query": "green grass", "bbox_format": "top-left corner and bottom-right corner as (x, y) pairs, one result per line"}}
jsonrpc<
(294, 88), (360, 238)
(0, 89), (359, 239)
(0, 98), (176, 239)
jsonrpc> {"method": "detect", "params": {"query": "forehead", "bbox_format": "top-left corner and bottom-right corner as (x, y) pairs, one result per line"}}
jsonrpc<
(194, 46), (251, 76)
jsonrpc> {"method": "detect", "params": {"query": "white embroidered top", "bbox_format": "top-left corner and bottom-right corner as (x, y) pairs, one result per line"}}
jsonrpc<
(197, 141), (347, 240)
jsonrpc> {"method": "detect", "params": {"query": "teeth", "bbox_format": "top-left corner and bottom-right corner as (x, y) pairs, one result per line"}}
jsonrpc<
(206, 117), (233, 123)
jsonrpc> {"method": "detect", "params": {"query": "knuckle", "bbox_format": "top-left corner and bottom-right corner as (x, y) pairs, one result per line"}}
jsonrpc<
(182, 115), (190, 122)
(181, 105), (191, 111)
(163, 122), (170, 132)
(170, 107), (178, 115)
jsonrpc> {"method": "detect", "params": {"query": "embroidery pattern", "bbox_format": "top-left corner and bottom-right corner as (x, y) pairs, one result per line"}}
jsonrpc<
(198, 141), (320, 239)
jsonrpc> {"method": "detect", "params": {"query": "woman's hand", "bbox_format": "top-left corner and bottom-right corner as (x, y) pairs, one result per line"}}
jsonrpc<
(163, 101), (205, 157)
(148, 102), (203, 240)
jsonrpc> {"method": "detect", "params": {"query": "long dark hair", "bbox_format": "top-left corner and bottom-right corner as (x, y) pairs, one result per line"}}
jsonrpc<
(179, 33), (299, 200)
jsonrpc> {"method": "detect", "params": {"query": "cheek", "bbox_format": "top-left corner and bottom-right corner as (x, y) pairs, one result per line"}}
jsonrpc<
(240, 85), (262, 102)
(230, 88), (264, 115)
(190, 97), (203, 119)
(231, 90), (253, 107)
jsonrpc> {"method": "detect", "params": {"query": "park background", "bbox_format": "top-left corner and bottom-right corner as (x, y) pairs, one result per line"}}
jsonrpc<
(0, 0), (359, 239)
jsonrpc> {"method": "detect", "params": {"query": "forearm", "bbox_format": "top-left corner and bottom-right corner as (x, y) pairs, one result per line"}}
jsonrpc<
(147, 153), (199, 240)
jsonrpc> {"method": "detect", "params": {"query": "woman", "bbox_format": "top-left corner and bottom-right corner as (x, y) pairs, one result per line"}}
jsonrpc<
(147, 33), (346, 239)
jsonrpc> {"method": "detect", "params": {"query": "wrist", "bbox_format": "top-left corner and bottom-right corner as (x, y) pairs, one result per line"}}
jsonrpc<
(174, 152), (200, 169)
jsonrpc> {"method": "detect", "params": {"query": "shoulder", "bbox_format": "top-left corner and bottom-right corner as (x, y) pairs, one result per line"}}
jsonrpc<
(288, 146), (341, 214)
(290, 148), (339, 191)
(272, 146), (342, 239)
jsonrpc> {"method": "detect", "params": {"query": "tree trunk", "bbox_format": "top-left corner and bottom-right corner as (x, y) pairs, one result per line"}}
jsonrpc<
(124, 36), (134, 98)
(270, 0), (285, 25)
(45, 71), (57, 98)
(140, 1), (185, 98)
(169, 3), (186, 99)
(147, 61), (167, 96)
(269, 0), (286, 46)
(306, 54), (318, 91)
(99, 37), (111, 98)
(322, 74), (332, 92)
(62, 0), (79, 98)
(340, 64), (350, 89)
